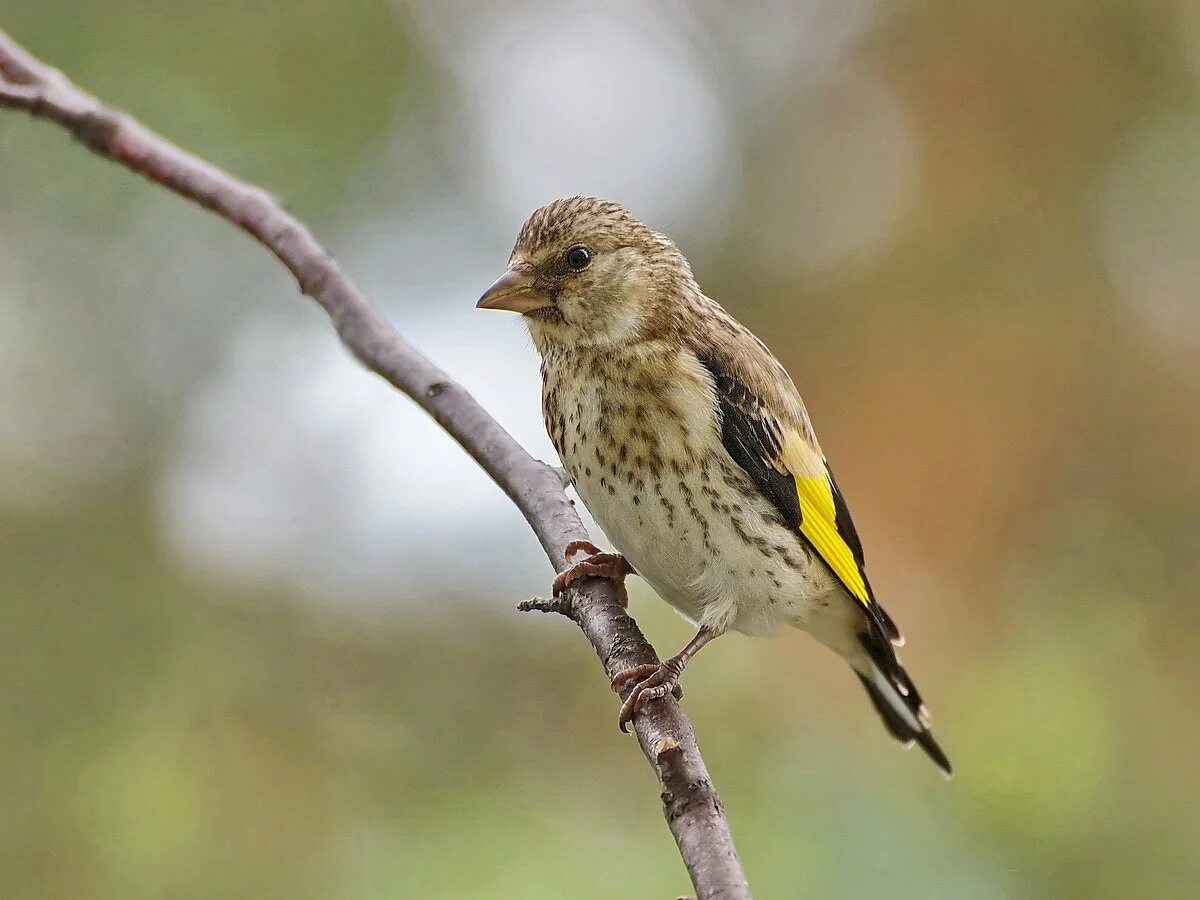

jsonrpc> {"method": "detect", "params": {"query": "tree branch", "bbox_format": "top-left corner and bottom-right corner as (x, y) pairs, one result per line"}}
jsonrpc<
(0, 28), (749, 899)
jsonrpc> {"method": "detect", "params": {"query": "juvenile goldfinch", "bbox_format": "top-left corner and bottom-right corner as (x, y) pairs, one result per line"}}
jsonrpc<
(477, 196), (951, 776)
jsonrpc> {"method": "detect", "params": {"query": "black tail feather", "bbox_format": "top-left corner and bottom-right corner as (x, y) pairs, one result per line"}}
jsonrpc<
(856, 628), (952, 777)
(856, 673), (953, 777)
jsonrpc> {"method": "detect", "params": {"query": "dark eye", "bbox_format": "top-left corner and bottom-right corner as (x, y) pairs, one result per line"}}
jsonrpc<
(564, 245), (592, 270)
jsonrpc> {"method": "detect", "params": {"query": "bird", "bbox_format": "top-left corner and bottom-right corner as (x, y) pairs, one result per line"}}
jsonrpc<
(476, 196), (951, 776)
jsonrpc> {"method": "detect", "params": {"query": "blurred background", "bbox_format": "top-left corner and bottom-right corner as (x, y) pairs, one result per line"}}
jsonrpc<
(2, 1), (1198, 897)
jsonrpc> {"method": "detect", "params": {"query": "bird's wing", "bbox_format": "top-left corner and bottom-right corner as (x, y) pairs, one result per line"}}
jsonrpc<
(696, 339), (901, 644)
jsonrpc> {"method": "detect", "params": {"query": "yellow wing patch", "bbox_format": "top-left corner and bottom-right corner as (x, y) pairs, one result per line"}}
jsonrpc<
(781, 433), (871, 608)
(794, 474), (870, 606)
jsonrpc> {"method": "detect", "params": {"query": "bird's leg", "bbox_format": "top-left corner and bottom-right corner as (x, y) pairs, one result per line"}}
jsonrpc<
(615, 627), (718, 732)
(552, 540), (636, 608)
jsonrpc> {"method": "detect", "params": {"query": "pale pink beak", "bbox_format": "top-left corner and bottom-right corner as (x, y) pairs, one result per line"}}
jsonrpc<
(476, 266), (551, 314)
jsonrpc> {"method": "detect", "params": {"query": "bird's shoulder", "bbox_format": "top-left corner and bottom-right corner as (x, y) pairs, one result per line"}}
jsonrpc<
(683, 300), (820, 455)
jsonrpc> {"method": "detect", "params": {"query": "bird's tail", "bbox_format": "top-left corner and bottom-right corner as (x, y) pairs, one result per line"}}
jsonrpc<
(853, 629), (952, 778)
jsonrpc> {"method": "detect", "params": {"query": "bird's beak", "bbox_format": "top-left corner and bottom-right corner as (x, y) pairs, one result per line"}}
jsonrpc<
(476, 266), (551, 314)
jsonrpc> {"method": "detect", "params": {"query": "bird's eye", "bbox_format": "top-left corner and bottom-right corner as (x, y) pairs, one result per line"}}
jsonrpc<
(564, 245), (592, 270)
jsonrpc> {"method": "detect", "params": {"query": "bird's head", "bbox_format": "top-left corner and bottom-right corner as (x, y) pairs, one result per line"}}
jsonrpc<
(476, 196), (694, 352)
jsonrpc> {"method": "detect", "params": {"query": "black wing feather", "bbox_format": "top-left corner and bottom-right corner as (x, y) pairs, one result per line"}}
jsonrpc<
(698, 353), (801, 530)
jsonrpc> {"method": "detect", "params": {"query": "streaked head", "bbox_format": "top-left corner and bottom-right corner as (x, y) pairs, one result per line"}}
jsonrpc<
(476, 196), (692, 351)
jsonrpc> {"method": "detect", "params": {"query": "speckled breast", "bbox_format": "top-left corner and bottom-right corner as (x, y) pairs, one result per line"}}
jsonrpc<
(540, 346), (833, 636)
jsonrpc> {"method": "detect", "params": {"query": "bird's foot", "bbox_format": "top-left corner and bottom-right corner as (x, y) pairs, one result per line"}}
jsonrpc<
(553, 540), (635, 607)
(614, 659), (686, 733)
(611, 664), (684, 700)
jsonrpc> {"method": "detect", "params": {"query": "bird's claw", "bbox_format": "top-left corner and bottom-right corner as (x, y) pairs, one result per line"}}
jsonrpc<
(614, 661), (685, 732)
(612, 663), (684, 701)
(553, 542), (635, 607)
(611, 664), (660, 695)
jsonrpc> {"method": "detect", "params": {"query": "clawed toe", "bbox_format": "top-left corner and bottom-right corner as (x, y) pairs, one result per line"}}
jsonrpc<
(610, 630), (715, 732)
(552, 545), (635, 607)
(615, 662), (684, 732)
(610, 664), (660, 695)
(564, 539), (602, 561)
